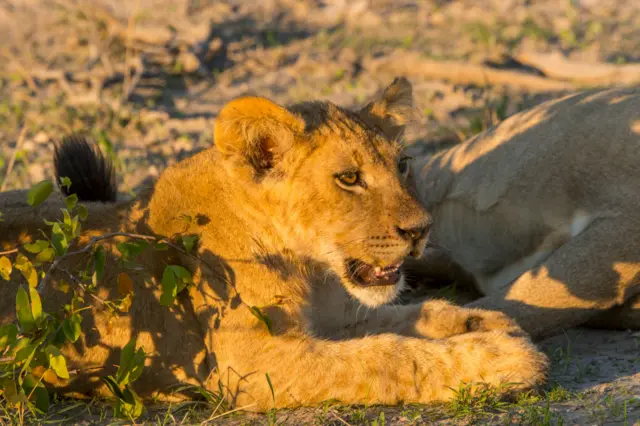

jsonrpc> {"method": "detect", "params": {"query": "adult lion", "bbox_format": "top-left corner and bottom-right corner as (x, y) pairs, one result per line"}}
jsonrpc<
(0, 78), (546, 410)
(405, 87), (640, 340)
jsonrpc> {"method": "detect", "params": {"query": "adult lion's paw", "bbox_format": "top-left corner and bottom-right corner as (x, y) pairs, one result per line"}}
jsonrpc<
(414, 300), (522, 339)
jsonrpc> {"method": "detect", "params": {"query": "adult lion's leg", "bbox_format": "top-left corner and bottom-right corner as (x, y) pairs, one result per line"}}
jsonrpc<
(466, 216), (640, 340)
(213, 325), (547, 411)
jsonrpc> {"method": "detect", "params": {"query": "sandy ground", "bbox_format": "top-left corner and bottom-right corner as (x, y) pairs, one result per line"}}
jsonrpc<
(0, 0), (639, 424)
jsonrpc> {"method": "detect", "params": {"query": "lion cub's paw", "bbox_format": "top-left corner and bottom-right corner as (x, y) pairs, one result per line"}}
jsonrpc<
(448, 330), (549, 392)
(415, 300), (521, 339)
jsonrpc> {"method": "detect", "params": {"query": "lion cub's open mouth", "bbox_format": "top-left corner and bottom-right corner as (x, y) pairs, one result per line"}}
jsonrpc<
(346, 259), (402, 287)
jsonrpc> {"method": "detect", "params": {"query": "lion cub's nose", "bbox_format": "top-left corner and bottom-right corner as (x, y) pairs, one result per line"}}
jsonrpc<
(395, 223), (430, 242)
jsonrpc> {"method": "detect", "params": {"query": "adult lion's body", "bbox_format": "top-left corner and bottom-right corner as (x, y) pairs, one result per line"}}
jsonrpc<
(409, 87), (640, 340)
(0, 79), (546, 410)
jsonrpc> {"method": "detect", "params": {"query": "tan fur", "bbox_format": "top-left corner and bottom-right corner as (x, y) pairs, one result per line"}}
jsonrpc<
(0, 78), (547, 411)
(411, 87), (640, 340)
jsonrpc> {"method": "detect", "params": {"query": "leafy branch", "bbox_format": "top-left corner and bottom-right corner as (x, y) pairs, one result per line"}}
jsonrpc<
(0, 177), (200, 421)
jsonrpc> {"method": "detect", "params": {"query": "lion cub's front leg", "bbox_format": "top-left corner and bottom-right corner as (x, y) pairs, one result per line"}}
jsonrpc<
(328, 299), (521, 340)
(214, 316), (548, 410)
(413, 299), (522, 338)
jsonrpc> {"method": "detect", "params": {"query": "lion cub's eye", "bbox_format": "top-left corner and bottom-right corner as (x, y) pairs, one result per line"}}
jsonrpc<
(335, 171), (361, 188)
(398, 156), (412, 176)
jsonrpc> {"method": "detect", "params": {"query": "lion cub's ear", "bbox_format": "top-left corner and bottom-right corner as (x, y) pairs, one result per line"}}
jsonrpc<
(359, 77), (415, 140)
(215, 96), (305, 178)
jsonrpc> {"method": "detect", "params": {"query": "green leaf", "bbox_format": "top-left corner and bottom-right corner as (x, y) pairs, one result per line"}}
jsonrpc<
(128, 348), (146, 384)
(0, 256), (12, 280)
(15, 343), (36, 366)
(27, 180), (54, 207)
(62, 209), (72, 228)
(181, 235), (199, 254)
(116, 241), (150, 262)
(1, 377), (27, 404)
(9, 337), (31, 358)
(116, 338), (136, 385)
(77, 204), (88, 221)
(64, 194), (78, 211)
(93, 246), (106, 285)
(266, 373), (275, 403)
(31, 384), (50, 413)
(168, 265), (192, 293)
(71, 215), (81, 238)
(62, 314), (82, 343)
(16, 287), (35, 333)
(35, 248), (55, 263)
(111, 341), (146, 402)
(29, 286), (43, 325)
(249, 306), (273, 335)
(22, 374), (50, 412)
(51, 223), (68, 255)
(158, 265), (191, 306)
(24, 240), (49, 254)
(15, 254), (37, 288)
(159, 266), (177, 306)
(22, 373), (39, 389)
(117, 386), (144, 419)
(46, 345), (70, 379)
(101, 375), (125, 400)
(59, 176), (72, 191)
(120, 385), (137, 405)
(0, 324), (18, 351)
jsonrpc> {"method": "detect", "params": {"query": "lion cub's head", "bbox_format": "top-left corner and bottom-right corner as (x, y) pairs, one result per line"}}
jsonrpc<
(215, 78), (430, 306)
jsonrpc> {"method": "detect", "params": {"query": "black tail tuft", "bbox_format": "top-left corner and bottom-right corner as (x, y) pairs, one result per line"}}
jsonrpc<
(53, 135), (117, 202)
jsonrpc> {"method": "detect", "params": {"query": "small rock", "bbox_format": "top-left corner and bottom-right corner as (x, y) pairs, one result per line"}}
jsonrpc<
(22, 140), (36, 152)
(178, 50), (202, 73)
(33, 131), (50, 144)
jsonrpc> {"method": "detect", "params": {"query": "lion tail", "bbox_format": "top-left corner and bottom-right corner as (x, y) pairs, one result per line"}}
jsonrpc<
(54, 135), (118, 203)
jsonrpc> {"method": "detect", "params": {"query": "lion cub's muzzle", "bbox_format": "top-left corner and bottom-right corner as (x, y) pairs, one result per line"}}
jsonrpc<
(346, 259), (403, 287)
(342, 202), (431, 287)
(396, 221), (431, 258)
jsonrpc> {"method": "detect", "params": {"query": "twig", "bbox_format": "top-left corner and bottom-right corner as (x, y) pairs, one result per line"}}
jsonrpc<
(36, 232), (156, 293)
(331, 411), (353, 426)
(1, 126), (28, 192)
(203, 403), (258, 423)
(0, 248), (19, 256)
(514, 51), (640, 86)
(121, 56), (145, 104)
(57, 266), (109, 306)
(365, 53), (575, 93)
(35, 231), (201, 294)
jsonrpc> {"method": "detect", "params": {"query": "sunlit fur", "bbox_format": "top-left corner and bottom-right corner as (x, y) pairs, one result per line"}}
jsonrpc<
(0, 78), (547, 410)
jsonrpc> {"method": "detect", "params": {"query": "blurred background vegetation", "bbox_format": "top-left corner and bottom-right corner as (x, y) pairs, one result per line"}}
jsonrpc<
(0, 0), (638, 193)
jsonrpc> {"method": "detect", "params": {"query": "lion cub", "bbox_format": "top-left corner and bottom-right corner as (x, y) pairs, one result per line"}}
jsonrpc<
(0, 78), (547, 410)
